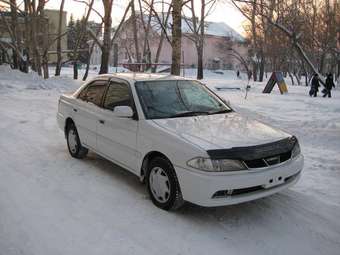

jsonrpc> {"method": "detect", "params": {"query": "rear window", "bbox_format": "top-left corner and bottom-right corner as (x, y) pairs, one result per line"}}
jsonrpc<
(78, 80), (108, 106)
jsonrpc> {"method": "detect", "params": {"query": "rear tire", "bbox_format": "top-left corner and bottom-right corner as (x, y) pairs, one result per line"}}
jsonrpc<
(146, 157), (184, 210)
(66, 122), (88, 159)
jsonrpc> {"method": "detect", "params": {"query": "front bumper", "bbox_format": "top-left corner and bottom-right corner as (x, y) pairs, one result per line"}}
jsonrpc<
(174, 154), (304, 207)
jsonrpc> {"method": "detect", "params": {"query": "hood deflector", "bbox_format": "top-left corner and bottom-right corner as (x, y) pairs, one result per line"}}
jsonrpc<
(207, 136), (297, 161)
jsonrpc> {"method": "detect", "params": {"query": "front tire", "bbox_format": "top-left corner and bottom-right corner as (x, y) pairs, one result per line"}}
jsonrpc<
(146, 157), (184, 210)
(66, 122), (88, 159)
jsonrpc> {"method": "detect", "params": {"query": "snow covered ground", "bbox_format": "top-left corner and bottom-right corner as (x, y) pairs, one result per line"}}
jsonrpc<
(1, 66), (340, 255)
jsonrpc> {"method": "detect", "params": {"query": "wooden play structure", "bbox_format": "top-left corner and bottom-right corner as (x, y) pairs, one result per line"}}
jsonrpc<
(263, 72), (288, 94)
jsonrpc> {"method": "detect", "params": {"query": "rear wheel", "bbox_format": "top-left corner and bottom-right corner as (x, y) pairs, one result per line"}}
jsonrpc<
(146, 157), (184, 210)
(66, 122), (88, 159)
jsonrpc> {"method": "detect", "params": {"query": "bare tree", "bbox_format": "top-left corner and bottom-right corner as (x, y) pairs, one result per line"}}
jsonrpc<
(183, 0), (217, 79)
(9, 0), (20, 69)
(142, 0), (172, 71)
(55, 0), (65, 76)
(98, 0), (114, 74)
(138, 0), (153, 65)
(171, 0), (182, 75)
(131, 0), (141, 65)
(83, 22), (103, 81)
(70, 0), (95, 79)
(0, 0), (24, 69)
(231, 0), (340, 85)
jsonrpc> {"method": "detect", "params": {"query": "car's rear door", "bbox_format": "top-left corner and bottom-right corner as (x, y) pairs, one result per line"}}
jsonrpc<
(73, 80), (108, 150)
(96, 79), (139, 173)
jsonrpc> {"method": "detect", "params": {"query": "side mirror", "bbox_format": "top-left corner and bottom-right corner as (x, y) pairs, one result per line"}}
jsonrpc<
(113, 106), (134, 118)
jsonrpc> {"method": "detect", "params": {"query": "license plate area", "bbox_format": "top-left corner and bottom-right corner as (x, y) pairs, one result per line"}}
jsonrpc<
(263, 175), (285, 189)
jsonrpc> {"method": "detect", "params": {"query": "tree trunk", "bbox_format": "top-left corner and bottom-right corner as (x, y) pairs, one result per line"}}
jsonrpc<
(152, 32), (165, 73)
(293, 72), (301, 85)
(31, 15), (42, 76)
(23, 1), (30, 73)
(197, 45), (203, 79)
(73, 60), (78, 80)
(99, 47), (110, 74)
(99, 0), (113, 74)
(171, 0), (182, 75)
(55, 0), (65, 76)
(288, 71), (295, 85)
(10, 0), (19, 69)
(83, 57), (91, 81)
(131, 0), (140, 66)
(196, 0), (205, 80)
(319, 52), (325, 73)
(251, 0), (257, 82)
(259, 54), (265, 82)
(42, 61), (49, 79)
(252, 62), (257, 81)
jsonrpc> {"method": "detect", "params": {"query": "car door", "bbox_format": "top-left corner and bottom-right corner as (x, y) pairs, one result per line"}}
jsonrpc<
(96, 79), (139, 173)
(73, 80), (108, 150)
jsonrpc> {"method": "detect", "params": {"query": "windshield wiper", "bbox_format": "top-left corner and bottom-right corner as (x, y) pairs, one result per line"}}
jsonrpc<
(208, 109), (233, 115)
(170, 111), (210, 118)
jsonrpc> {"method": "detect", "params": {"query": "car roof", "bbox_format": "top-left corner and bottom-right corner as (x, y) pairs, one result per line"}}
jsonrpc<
(94, 72), (193, 83)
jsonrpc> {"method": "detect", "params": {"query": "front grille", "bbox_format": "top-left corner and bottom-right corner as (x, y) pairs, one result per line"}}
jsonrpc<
(244, 159), (266, 168)
(244, 151), (292, 169)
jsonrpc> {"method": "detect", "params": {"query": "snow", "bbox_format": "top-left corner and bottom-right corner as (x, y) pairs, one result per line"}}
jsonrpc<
(1, 66), (340, 255)
(146, 14), (244, 41)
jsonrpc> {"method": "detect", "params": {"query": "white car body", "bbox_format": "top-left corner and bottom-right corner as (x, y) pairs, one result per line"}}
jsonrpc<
(57, 73), (303, 207)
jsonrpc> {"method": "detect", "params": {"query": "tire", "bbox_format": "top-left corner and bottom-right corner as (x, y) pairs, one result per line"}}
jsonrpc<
(146, 157), (184, 211)
(66, 122), (88, 159)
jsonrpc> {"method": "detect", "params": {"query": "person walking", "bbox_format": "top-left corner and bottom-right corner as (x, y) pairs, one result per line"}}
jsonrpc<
(310, 73), (320, 97)
(323, 73), (335, 98)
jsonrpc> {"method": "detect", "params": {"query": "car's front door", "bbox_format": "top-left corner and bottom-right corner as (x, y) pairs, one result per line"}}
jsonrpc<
(74, 80), (107, 150)
(96, 79), (139, 173)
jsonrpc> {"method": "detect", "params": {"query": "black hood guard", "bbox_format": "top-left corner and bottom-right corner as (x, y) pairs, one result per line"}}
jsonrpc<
(207, 136), (297, 161)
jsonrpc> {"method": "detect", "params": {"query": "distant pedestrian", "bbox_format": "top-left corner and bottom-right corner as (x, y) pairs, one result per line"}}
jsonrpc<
(310, 73), (320, 97)
(323, 73), (335, 98)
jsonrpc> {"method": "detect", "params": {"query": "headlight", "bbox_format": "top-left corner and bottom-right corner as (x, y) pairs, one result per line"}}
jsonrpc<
(291, 141), (301, 158)
(187, 157), (246, 172)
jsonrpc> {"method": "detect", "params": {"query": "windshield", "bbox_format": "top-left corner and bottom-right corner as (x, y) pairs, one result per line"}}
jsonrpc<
(135, 80), (232, 119)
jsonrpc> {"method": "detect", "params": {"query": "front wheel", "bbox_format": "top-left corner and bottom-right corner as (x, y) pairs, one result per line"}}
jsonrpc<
(146, 157), (184, 210)
(66, 122), (88, 159)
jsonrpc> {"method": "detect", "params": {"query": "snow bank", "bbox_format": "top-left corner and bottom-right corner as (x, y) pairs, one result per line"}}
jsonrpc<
(0, 65), (80, 92)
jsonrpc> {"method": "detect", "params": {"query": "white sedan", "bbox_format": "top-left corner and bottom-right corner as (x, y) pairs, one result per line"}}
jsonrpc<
(57, 73), (304, 210)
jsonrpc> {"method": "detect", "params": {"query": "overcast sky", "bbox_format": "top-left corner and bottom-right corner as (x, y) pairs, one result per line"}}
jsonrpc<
(45, 0), (246, 35)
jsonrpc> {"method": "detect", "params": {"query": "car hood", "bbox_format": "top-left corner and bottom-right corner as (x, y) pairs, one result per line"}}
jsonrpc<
(152, 112), (291, 150)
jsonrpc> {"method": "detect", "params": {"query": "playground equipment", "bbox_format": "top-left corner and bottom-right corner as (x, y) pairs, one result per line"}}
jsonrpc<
(263, 72), (288, 94)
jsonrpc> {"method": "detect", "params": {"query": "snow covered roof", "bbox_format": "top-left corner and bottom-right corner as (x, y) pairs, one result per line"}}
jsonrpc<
(138, 14), (244, 42)
(200, 21), (244, 41)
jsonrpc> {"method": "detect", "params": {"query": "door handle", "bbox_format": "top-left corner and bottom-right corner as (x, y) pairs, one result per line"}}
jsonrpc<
(73, 108), (77, 112)
(99, 120), (105, 124)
